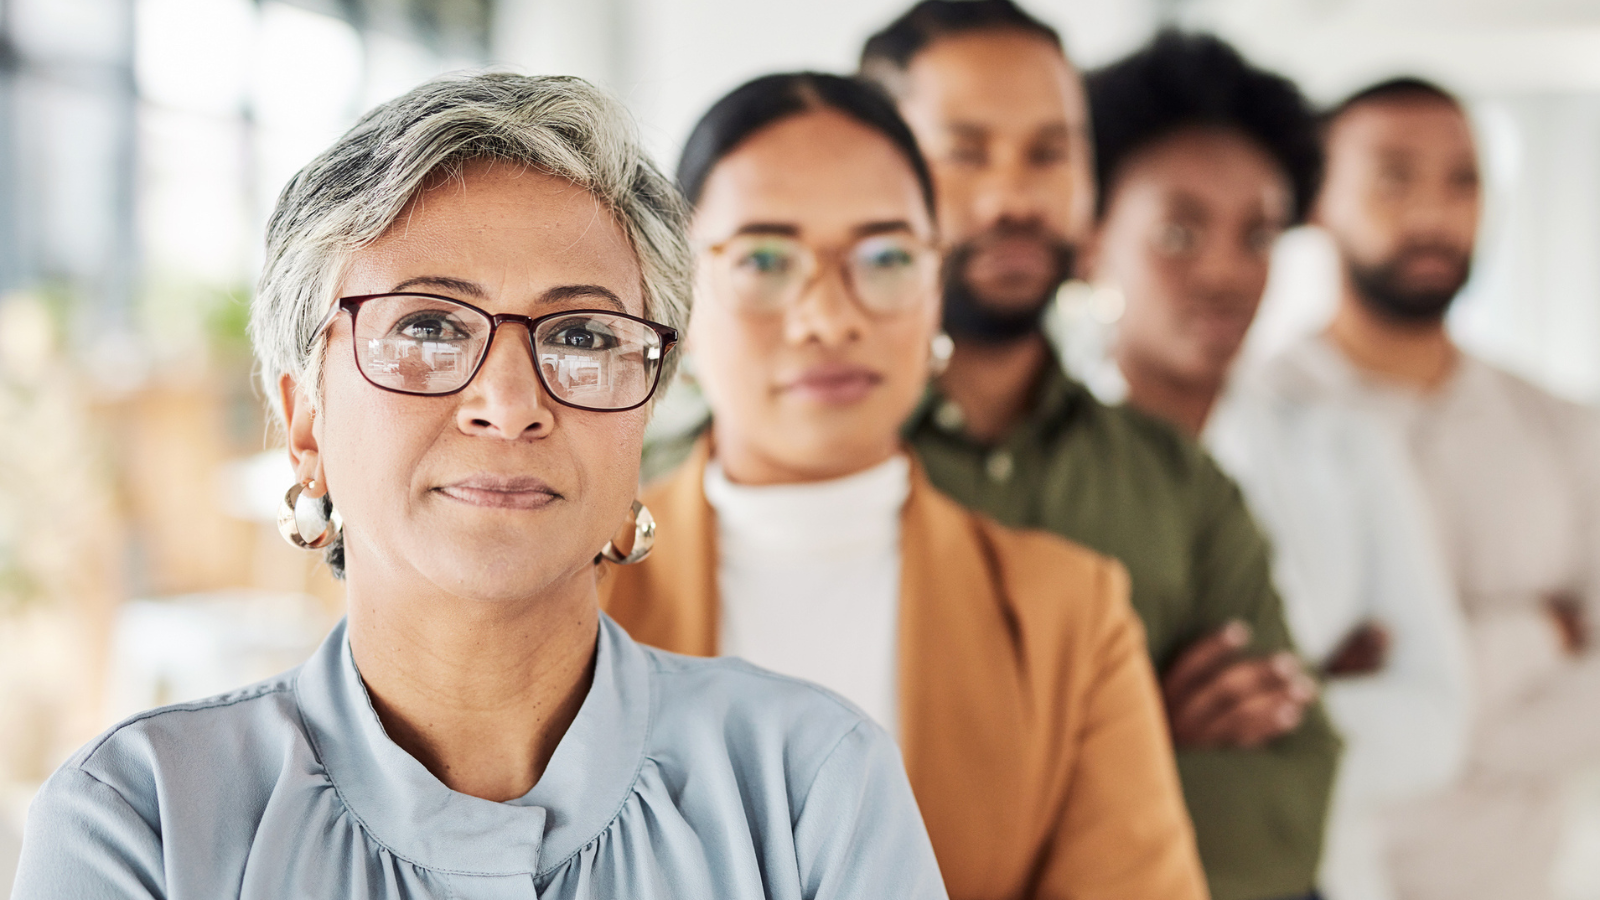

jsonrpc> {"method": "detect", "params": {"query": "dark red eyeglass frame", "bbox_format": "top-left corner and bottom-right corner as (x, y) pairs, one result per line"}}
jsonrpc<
(315, 292), (681, 413)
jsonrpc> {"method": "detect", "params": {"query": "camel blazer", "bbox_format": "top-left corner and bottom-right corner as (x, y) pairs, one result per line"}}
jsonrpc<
(602, 442), (1208, 900)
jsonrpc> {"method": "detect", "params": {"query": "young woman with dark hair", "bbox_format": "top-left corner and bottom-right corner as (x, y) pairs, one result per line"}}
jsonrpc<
(602, 71), (1207, 900)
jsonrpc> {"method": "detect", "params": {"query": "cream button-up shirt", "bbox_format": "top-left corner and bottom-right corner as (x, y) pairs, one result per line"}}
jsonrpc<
(1274, 334), (1600, 900)
(1065, 336), (1471, 900)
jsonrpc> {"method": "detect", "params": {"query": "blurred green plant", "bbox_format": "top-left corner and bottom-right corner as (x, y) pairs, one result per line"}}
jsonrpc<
(0, 289), (111, 614)
(205, 287), (254, 360)
(136, 272), (254, 368)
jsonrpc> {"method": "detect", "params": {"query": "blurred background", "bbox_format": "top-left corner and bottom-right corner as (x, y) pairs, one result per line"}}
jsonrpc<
(0, 0), (1596, 894)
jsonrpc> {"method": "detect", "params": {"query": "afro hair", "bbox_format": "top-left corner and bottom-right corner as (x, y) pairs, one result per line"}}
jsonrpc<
(1086, 30), (1321, 223)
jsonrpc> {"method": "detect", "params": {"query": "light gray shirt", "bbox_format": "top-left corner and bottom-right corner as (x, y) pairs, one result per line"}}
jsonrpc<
(12, 615), (946, 900)
(1277, 334), (1600, 900)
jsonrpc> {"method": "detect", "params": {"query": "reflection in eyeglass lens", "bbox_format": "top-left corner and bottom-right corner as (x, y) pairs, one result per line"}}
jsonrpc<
(537, 316), (653, 403)
(350, 295), (665, 409)
(360, 303), (485, 393)
(716, 233), (933, 313)
(724, 235), (807, 312)
(849, 234), (929, 311)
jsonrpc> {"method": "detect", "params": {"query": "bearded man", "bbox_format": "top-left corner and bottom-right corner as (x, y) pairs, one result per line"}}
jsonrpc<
(864, 4), (1340, 899)
(1270, 77), (1600, 900)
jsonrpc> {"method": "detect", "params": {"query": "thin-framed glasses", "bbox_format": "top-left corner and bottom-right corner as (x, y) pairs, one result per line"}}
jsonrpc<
(701, 231), (939, 315)
(315, 293), (679, 412)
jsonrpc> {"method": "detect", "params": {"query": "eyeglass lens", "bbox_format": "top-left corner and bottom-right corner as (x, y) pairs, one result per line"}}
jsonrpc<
(349, 294), (665, 410)
(715, 233), (935, 314)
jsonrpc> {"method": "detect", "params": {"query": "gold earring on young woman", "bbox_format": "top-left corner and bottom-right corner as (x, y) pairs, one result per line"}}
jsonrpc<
(929, 331), (954, 376)
(277, 479), (343, 550)
(600, 500), (656, 564)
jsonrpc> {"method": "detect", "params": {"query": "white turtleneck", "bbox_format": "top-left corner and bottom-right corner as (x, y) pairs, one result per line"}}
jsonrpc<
(703, 454), (909, 734)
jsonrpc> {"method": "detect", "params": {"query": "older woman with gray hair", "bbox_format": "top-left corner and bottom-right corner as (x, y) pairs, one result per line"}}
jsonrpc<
(11, 73), (945, 900)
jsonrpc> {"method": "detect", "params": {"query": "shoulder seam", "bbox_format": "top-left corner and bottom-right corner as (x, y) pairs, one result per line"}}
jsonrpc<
(67, 764), (143, 813)
(648, 652), (871, 720)
(791, 720), (872, 826)
(79, 681), (296, 767)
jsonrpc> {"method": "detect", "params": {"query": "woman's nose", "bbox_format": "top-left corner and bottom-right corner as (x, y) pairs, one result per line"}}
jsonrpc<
(782, 264), (867, 348)
(455, 325), (557, 439)
(1192, 235), (1266, 300)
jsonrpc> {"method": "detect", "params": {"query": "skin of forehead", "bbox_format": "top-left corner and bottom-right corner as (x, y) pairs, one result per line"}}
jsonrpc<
(690, 108), (934, 245)
(1326, 97), (1477, 169)
(346, 160), (647, 317)
(1106, 126), (1292, 226)
(896, 29), (1087, 138)
(1317, 97), (1481, 259)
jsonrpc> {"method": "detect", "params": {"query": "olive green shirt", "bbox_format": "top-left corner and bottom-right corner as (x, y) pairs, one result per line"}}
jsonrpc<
(640, 364), (1338, 900)
(904, 362), (1338, 900)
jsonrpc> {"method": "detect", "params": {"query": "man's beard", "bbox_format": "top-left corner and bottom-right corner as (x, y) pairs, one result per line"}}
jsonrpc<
(1347, 242), (1473, 324)
(942, 225), (1077, 345)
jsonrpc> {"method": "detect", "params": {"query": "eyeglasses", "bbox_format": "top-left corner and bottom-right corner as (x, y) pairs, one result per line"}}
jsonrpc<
(316, 293), (679, 412)
(701, 231), (939, 315)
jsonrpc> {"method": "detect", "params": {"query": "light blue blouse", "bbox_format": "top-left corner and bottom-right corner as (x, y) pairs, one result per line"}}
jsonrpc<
(12, 615), (946, 899)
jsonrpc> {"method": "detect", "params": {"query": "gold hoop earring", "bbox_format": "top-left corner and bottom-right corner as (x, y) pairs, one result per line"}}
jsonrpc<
(278, 480), (343, 550)
(929, 331), (954, 376)
(600, 500), (656, 565)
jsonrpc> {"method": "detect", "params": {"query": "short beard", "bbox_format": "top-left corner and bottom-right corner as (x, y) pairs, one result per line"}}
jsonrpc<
(941, 235), (1077, 345)
(1347, 244), (1472, 324)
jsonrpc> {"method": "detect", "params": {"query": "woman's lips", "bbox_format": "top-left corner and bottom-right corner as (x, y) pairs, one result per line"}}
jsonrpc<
(1188, 309), (1256, 346)
(781, 364), (884, 405)
(437, 475), (561, 510)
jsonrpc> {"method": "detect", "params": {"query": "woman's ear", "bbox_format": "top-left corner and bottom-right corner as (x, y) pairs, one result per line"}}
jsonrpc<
(280, 373), (327, 499)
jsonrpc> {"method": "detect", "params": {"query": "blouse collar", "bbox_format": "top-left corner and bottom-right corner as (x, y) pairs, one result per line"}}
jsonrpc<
(293, 615), (651, 877)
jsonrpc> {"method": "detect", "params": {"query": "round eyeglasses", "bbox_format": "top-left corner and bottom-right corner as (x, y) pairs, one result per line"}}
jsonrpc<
(316, 293), (679, 412)
(701, 231), (939, 315)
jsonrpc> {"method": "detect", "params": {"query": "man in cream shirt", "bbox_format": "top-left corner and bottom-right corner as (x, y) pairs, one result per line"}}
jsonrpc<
(1275, 77), (1600, 900)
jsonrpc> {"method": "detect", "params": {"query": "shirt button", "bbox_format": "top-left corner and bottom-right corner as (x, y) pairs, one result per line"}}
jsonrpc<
(934, 400), (966, 432)
(985, 450), (1014, 483)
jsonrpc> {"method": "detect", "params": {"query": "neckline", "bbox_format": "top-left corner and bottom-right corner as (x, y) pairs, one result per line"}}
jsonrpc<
(293, 615), (651, 877)
(703, 453), (910, 502)
(703, 454), (910, 557)
(1296, 331), (1475, 402)
(906, 354), (1089, 446)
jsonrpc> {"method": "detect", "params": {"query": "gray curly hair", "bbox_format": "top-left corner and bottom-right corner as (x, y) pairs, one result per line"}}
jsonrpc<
(249, 72), (692, 577)
(249, 71), (693, 425)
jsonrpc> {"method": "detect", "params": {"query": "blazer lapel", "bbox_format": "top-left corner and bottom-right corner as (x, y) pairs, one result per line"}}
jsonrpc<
(896, 461), (1033, 888)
